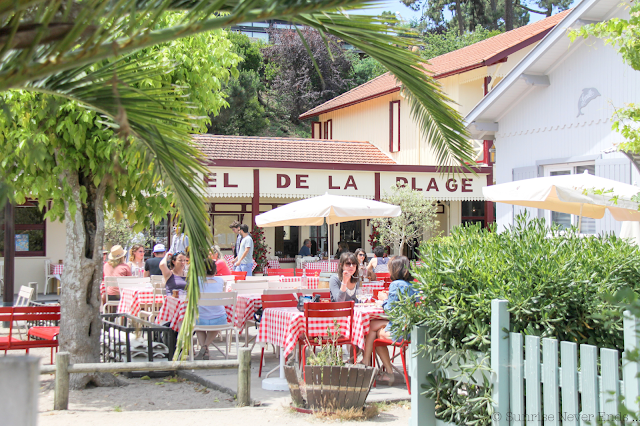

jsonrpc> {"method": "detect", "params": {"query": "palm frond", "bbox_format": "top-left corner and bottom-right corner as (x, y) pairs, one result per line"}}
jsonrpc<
(22, 56), (212, 359)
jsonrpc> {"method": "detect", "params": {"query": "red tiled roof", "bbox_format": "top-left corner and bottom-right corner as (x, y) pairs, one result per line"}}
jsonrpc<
(299, 10), (571, 120)
(194, 134), (396, 164)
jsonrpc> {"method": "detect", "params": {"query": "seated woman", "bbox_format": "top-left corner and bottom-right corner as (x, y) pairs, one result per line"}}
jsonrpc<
(159, 251), (188, 297)
(209, 244), (232, 276)
(194, 259), (227, 360)
(354, 248), (376, 282)
(362, 256), (416, 385)
(367, 246), (389, 274)
(103, 245), (132, 303)
(330, 252), (359, 303)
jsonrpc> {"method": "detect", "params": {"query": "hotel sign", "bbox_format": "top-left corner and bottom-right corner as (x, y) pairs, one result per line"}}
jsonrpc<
(205, 167), (486, 201)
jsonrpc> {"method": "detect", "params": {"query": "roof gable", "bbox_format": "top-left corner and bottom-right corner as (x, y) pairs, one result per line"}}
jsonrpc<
(299, 11), (570, 120)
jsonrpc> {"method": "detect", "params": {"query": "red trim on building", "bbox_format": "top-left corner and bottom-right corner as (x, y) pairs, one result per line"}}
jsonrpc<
(485, 169), (495, 227)
(252, 169), (260, 226)
(374, 173), (380, 201)
(485, 29), (552, 67)
(299, 88), (401, 120)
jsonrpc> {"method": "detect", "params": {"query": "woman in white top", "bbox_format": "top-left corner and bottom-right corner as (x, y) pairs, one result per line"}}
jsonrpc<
(128, 244), (146, 277)
(194, 259), (227, 360)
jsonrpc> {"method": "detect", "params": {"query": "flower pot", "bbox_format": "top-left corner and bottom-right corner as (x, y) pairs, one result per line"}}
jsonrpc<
(284, 364), (377, 411)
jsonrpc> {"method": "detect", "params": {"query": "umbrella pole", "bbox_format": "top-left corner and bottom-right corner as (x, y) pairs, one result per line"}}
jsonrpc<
(578, 203), (584, 232)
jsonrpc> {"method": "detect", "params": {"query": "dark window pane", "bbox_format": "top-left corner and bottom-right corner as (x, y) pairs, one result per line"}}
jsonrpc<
(15, 205), (45, 225)
(461, 201), (485, 217)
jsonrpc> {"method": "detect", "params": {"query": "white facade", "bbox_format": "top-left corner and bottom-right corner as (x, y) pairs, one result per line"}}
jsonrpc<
(466, 0), (639, 234)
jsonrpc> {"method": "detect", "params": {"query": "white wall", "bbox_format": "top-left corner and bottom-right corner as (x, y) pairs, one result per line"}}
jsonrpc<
(493, 26), (640, 232)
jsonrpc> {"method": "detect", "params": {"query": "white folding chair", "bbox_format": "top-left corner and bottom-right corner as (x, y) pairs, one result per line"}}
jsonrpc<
(14, 285), (35, 339)
(267, 280), (300, 290)
(190, 292), (239, 360)
(102, 277), (120, 313)
(44, 259), (59, 295)
(139, 281), (165, 322)
(229, 280), (269, 295)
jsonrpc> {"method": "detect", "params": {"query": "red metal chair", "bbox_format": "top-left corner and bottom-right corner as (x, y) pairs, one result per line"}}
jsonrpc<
(231, 271), (247, 280)
(258, 294), (298, 377)
(295, 268), (321, 277)
(372, 337), (411, 394)
(312, 291), (331, 299)
(266, 268), (295, 277)
(301, 301), (355, 380)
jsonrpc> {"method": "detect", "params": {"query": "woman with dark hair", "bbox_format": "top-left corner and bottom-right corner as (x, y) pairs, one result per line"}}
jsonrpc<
(334, 241), (349, 259)
(354, 248), (375, 281)
(159, 251), (188, 297)
(329, 252), (359, 303)
(367, 246), (389, 273)
(362, 256), (416, 385)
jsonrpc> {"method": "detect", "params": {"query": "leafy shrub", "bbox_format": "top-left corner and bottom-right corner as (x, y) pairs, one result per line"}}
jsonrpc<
(389, 215), (640, 354)
(387, 215), (640, 425)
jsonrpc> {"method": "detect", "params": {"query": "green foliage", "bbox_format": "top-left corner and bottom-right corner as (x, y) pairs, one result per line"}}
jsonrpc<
(228, 32), (266, 74)
(345, 51), (387, 88)
(570, 3), (640, 158)
(305, 320), (345, 367)
(104, 211), (145, 249)
(371, 183), (438, 255)
(422, 26), (503, 60)
(251, 225), (270, 273)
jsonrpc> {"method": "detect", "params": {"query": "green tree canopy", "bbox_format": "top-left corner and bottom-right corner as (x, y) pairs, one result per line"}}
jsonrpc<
(422, 25), (503, 60)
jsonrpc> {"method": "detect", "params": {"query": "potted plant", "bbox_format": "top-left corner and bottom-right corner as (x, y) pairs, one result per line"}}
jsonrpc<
(284, 320), (377, 412)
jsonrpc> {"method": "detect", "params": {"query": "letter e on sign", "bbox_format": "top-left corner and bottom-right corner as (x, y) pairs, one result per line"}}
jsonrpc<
(224, 173), (238, 188)
(277, 174), (291, 188)
(446, 179), (458, 192)
(296, 175), (309, 189)
(462, 179), (473, 192)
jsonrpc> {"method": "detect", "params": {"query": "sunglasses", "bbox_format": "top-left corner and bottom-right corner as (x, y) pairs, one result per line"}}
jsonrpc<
(357, 253), (365, 256)
(344, 262), (357, 267)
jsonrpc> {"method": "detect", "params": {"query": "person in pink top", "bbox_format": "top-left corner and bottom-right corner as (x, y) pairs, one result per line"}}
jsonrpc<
(210, 245), (232, 276)
(103, 245), (132, 301)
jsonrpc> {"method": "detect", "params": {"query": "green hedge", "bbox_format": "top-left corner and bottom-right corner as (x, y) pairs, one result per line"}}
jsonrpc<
(389, 216), (640, 354)
(388, 216), (640, 425)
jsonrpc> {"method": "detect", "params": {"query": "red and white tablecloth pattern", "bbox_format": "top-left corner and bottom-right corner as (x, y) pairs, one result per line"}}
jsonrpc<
(50, 264), (64, 275)
(155, 294), (262, 332)
(266, 259), (281, 270)
(303, 261), (338, 272)
(117, 288), (165, 317)
(256, 305), (385, 359)
(224, 255), (258, 272)
(362, 281), (386, 291)
(279, 276), (320, 290)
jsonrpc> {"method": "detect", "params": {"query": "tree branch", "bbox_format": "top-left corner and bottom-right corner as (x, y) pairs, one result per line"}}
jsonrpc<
(514, 0), (547, 15)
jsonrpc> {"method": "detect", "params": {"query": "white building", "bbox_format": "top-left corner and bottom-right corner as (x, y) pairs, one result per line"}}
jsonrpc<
(466, 0), (640, 234)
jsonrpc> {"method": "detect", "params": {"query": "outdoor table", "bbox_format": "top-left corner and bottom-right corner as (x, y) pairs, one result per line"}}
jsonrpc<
(117, 287), (164, 317)
(278, 276), (320, 289)
(50, 263), (64, 275)
(303, 260), (339, 272)
(155, 293), (263, 332)
(256, 304), (385, 391)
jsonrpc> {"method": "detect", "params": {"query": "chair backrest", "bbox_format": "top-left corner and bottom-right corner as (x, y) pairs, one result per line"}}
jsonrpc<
(117, 277), (150, 289)
(0, 307), (13, 324)
(242, 276), (273, 282)
(296, 268), (321, 277)
(13, 306), (61, 322)
(313, 291), (331, 299)
(230, 280), (268, 295)
(198, 291), (237, 310)
(267, 280), (300, 290)
(104, 276), (119, 288)
(261, 293), (298, 309)
(231, 271), (247, 279)
(264, 289), (301, 295)
(150, 275), (164, 286)
(16, 285), (34, 307)
(266, 269), (295, 277)
(375, 272), (391, 281)
(44, 259), (51, 276)
(304, 301), (354, 338)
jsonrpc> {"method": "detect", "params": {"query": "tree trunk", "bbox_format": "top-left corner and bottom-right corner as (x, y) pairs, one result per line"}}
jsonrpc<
(456, 0), (465, 34)
(57, 168), (119, 389)
(505, 0), (514, 31)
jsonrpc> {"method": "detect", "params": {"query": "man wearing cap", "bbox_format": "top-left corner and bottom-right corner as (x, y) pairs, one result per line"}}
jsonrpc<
(144, 244), (166, 277)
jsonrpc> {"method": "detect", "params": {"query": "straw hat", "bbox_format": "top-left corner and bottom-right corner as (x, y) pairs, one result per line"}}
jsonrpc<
(108, 245), (126, 261)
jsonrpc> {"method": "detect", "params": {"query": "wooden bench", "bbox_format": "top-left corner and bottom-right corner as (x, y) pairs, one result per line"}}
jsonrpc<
(0, 306), (60, 364)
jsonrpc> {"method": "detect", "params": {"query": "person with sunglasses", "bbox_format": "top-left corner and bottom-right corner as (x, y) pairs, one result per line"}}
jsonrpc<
(354, 248), (375, 281)
(330, 252), (360, 303)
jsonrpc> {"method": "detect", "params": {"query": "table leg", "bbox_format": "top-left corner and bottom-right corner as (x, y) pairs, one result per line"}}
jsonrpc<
(261, 346), (289, 391)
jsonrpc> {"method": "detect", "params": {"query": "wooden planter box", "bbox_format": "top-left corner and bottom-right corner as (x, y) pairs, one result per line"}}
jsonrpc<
(284, 364), (377, 411)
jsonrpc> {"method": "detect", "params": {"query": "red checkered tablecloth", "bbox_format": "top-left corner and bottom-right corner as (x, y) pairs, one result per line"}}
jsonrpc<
(303, 261), (338, 272)
(117, 288), (165, 317)
(256, 305), (385, 358)
(279, 276), (320, 290)
(266, 259), (281, 270)
(362, 281), (386, 291)
(50, 264), (64, 275)
(155, 294), (262, 332)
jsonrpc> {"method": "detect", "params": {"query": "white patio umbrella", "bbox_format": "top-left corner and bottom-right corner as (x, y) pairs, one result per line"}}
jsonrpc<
(482, 171), (640, 228)
(255, 193), (401, 254)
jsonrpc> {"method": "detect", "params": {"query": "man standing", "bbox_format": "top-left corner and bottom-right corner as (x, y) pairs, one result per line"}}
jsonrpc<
(299, 239), (312, 256)
(229, 221), (242, 258)
(144, 244), (166, 277)
(234, 224), (254, 277)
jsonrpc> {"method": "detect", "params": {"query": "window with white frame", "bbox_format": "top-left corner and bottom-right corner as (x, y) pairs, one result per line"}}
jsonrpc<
(544, 163), (596, 234)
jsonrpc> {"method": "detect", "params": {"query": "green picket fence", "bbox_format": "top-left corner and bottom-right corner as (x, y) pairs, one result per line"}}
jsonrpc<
(409, 299), (640, 426)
